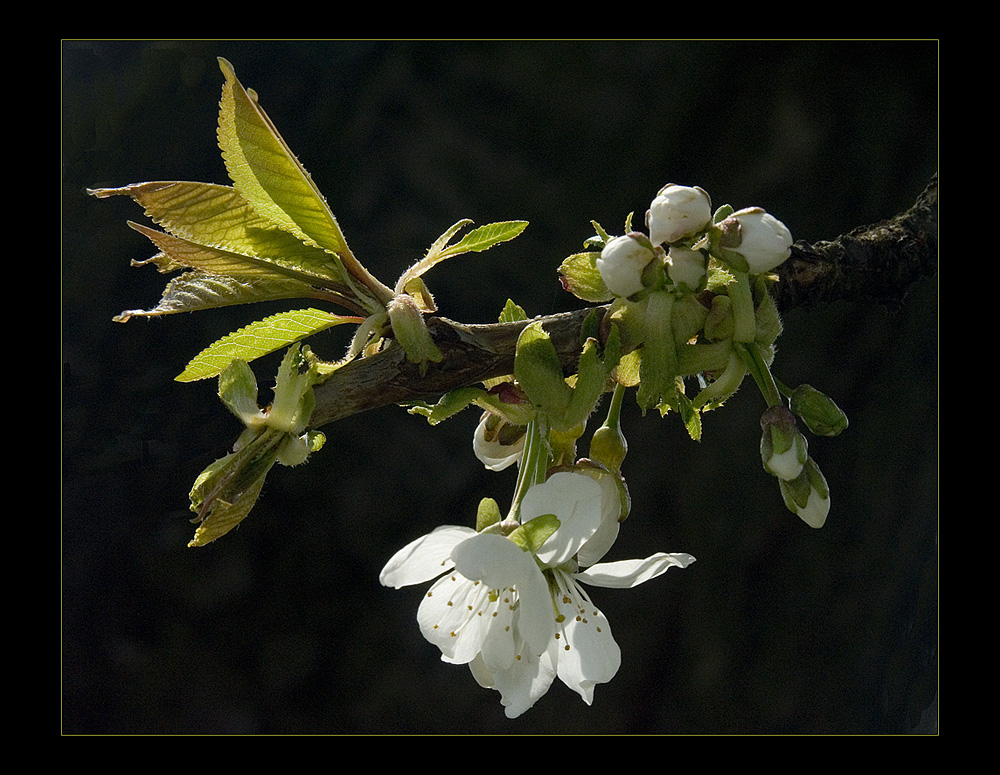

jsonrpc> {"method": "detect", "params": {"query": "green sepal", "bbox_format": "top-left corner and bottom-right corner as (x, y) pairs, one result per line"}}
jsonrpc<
(508, 513), (560, 555)
(476, 497), (503, 533)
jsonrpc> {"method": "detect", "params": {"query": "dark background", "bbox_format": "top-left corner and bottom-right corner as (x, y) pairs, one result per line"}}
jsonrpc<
(63, 40), (937, 735)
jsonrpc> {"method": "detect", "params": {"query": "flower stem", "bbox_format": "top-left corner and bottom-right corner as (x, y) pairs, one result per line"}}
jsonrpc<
(509, 415), (550, 521)
(736, 341), (783, 408)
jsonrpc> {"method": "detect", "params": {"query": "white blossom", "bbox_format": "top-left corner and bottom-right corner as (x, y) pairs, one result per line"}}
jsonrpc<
(666, 245), (707, 291)
(472, 412), (524, 471)
(725, 207), (793, 274)
(647, 184), (712, 246)
(597, 235), (654, 298)
(380, 471), (695, 717)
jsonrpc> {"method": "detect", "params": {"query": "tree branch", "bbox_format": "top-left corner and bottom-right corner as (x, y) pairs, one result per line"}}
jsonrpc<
(771, 174), (938, 312)
(309, 176), (938, 431)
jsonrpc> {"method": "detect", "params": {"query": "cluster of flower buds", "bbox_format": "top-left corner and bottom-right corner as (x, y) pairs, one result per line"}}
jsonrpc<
(758, 383), (848, 528)
(595, 184), (793, 301)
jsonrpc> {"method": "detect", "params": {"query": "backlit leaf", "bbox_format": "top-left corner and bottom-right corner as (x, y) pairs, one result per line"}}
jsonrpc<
(216, 58), (393, 305)
(177, 308), (362, 382)
(92, 181), (352, 289)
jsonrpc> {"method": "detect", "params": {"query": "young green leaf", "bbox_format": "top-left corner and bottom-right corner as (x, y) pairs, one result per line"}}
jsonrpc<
(188, 425), (285, 547)
(394, 220), (528, 293)
(176, 308), (362, 382)
(92, 181), (354, 289)
(437, 221), (529, 259)
(216, 58), (393, 306)
(113, 272), (336, 322)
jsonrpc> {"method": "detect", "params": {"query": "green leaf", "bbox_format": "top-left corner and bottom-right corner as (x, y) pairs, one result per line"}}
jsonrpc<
(218, 359), (265, 427)
(405, 385), (534, 427)
(216, 58), (392, 304)
(124, 222), (367, 315)
(177, 308), (361, 382)
(217, 58), (350, 256)
(188, 426), (285, 547)
(93, 182), (354, 289)
(113, 271), (333, 322)
(515, 321), (572, 422)
(558, 252), (614, 303)
(498, 299), (528, 323)
(438, 221), (528, 259)
(395, 220), (528, 293)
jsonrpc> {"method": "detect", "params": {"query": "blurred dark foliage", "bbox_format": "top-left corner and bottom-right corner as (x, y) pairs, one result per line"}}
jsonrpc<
(63, 40), (937, 735)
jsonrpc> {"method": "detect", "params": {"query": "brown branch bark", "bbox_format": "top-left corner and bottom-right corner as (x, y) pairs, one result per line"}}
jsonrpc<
(309, 176), (938, 431)
(771, 174), (938, 312)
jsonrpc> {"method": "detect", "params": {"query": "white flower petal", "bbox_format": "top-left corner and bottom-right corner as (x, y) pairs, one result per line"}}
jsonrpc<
(576, 552), (696, 588)
(473, 414), (524, 471)
(478, 589), (517, 671)
(452, 533), (555, 658)
(575, 472), (625, 568)
(648, 185), (712, 246)
(596, 235), (653, 298)
(451, 533), (532, 590)
(379, 525), (476, 589)
(523, 472), (604, 567)
(491, 639), (559, 719)
(416, 571), (490, 662)
(552, 571), (621, 704)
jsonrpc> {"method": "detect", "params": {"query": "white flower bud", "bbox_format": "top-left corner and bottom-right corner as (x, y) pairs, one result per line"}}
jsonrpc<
(666, 246), (706, 291)
(647, 184), (712, 245)
(760, 405), (807, 481)
(597, 234), (655, 298)
(724, 207), (793, 274)
(473, 412), (525, 471)
(779, 458), (831, 529)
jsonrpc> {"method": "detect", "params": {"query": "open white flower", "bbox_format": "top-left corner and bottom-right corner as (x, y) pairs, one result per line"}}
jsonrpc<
(380, 471), (695, 717)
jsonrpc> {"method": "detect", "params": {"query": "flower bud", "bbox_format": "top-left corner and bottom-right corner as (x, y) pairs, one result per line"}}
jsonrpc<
(790, 384), (849, 437)
(387, 293), (444, 373)
(647, 184), (712, 245)
(779, 457), (830, 528)
(473, 412), (526, 471)
(666, 246), (706, 291)
(760, 405), (807, 481)
(715, 207), (793, 274)
(597, 233), (655, 298)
